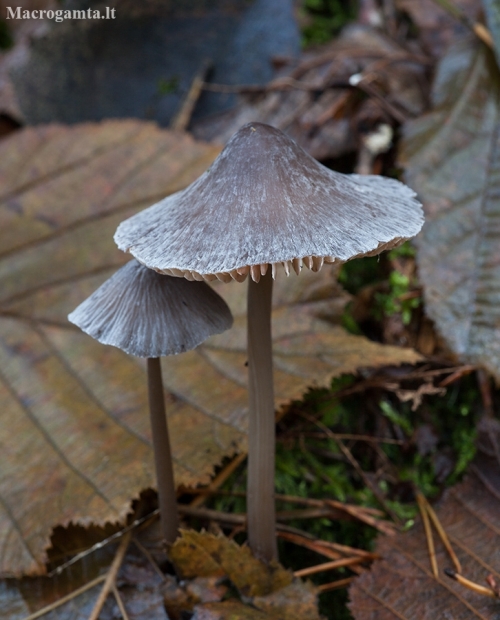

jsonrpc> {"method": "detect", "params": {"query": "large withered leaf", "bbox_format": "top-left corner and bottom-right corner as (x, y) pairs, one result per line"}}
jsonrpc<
(400, 37), (500, 377)
(0, 120), (221, 578)
(349, 417), (500, 619)
(0, 120), (421, 578)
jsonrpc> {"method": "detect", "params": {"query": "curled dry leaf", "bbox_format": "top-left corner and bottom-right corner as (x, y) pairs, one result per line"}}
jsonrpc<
(170, 529), (293, 596)
(349, 417), (500, 619)
(0, 120), (421, 577)
(400, 35), (500, 379)
(170, 530), (323, 620)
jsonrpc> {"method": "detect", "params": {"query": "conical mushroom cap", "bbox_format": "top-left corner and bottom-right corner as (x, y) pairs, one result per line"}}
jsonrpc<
(115, 123), (423, 283)
(68, 260), (233, 357)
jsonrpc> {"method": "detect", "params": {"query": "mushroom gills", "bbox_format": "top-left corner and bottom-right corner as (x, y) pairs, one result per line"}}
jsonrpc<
(157, 255), (343, 283)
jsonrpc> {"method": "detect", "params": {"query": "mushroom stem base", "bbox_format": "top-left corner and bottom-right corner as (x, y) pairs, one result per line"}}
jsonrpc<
(147, 357), (179, 545)
(247, 269), (278, 562)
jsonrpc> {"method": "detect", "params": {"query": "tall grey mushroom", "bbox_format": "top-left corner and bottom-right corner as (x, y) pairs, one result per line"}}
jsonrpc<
(114, 122), (424, 561)
(68, 259), (233, 545)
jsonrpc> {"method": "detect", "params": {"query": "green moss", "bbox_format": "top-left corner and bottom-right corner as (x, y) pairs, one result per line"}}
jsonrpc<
(338, 254), (386, 295)
(204, 313), (483, 620)
(339, 241), (422, 332)
(301, 0), (358, 46)
(373, 270), (421, 325)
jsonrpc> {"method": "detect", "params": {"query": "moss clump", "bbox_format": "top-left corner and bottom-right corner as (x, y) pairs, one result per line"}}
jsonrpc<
(301, 0), (358, 46)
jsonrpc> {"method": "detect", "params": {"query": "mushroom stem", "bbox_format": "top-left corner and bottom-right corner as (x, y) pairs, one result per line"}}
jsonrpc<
(247, 268), (278, 562)
(147, 357), (179, 545)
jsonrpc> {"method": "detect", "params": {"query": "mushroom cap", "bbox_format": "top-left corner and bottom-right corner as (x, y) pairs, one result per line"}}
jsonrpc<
(68, 260), (233, 357)
(115, 123), (424, 283)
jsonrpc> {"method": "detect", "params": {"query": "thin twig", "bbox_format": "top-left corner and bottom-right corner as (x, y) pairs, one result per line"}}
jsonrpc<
(48, 511), (159, 577)
(429, 0), (494, 48)
(228, 524), (246, 540)
(425, 499), (462, 574)
(318, 365), (473, 401)
(477, 369), (494, 418)
(298, 410), (402, 526)
(189, 452), (247, 508)
(445, 568), (499, 598)
(416, 492), (438, 577)
(180, 505), (245, 525)
(21, 576), (106, 620)
(201, 76), (328, 93)
(315, 90), (353, 126)
(171, 59), (212, 131)
(317, 577), (355, 592)
(179, 504), (348, 524)
(276, 523), (329, 538)
(294, 556), (364, 578)
(88, 531), (132, 620)
(277, 531), (376, 576)
(325, 499), (396, 536)
(112, 584), (130, 620)
(308, 538), (379, 560)
(281, 431), (404, 444)
(201, 50), (431, 96)
(352, 78), (408, 123)
(132, 537), (166, 581)
(187, 487), (386, 516)
(278, 531), (342, 560)
(277, 507), (352, 520)
(438, 366), (476, 387)
(486, 574), (500, 597)
(289, 47), (430, 81)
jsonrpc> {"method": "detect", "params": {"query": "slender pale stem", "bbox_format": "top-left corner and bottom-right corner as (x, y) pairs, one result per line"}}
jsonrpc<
(246, 269), (278, 561)
(147, 357), (179, 545)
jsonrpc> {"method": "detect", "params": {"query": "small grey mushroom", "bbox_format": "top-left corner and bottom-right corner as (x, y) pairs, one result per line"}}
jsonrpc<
(114, 122), (424, 561)
(68, 259), (233, 545)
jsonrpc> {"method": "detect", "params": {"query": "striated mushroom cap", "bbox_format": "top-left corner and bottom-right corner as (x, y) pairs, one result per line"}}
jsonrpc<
(68, 260), (233, 357)
(115, 123), (424, 283)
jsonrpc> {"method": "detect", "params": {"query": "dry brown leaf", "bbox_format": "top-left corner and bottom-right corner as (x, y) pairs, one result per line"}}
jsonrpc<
(252, 580), (321, 619)
(170, 530), (292, 597)
(400, 36), (500, 379)
(192, 600), (270, 619)
(349, 417), (500, 619)
(0, 120), (421, 578)
(170, 531), (322, 620)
